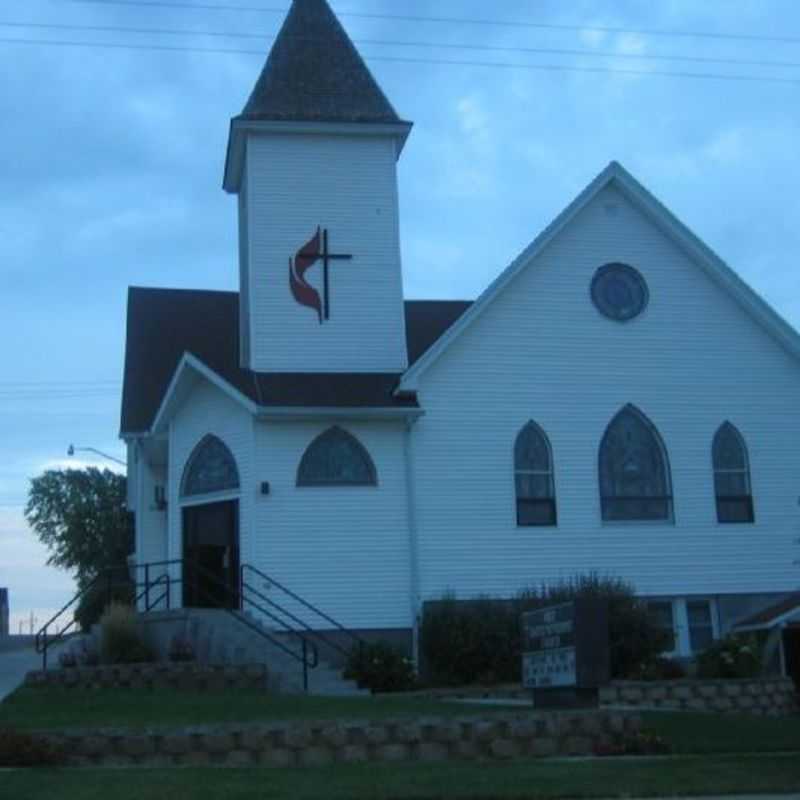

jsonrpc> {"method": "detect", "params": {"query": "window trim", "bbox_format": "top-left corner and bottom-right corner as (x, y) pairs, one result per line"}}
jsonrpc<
(645, 597), (720, 658)
(598, 404), (674, 524)
(712, 421), (755, 524)
(296, 425), (378, 488)
(180, 434), (240, 499)
(513, 420), (557, 528)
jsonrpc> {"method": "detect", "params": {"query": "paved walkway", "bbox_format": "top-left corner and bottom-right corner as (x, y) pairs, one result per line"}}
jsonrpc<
(0, 643), (59, 702)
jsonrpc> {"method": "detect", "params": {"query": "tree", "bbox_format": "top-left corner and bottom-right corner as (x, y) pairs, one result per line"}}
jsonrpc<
(25, 467), (134, 629)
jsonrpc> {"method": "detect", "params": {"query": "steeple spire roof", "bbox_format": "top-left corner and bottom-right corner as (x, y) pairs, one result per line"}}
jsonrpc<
(239, 0), (402, 124)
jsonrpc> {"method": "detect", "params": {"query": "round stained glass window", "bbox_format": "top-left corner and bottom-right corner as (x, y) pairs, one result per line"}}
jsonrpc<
(591, 263), (649, 322)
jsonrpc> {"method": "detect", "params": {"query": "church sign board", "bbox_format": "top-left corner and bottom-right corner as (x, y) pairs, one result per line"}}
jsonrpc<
(522, 598), (609, 705)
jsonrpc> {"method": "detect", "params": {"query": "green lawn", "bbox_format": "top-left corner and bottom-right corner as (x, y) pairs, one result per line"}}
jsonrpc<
(643, 709), (800, 754)
(0, 688), (525, 731)
(2, 754), (800, 800)
(2, 687), (799, 758)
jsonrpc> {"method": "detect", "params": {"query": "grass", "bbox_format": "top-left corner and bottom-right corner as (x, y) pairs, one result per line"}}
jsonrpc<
(643, 709), (800, 754)
(2, 754), (800, 800)
(2, 687), (799, 757)
(0, 688), (526, 731)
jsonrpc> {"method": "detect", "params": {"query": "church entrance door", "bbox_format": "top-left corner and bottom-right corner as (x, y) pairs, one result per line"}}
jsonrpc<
(182, 500), (240, 609)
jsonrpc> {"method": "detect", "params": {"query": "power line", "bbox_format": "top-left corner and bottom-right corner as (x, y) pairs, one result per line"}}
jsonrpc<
(3, 35), (800, 85)
(6, 20), (800, 71)
(0, 379), (120, 388)
(62, 0), (800, 46)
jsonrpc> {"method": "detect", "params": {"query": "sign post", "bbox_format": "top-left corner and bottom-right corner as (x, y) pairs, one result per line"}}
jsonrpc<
(521, 598), (609, 708)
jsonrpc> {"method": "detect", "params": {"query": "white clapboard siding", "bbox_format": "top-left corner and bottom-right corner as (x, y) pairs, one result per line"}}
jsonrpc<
(411, 184), (800, 602)
(242, 132), (408, 373)
(248, 419), (412, 631)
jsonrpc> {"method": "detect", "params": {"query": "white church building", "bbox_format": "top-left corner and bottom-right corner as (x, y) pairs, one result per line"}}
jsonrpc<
(122, 0), (800, 664)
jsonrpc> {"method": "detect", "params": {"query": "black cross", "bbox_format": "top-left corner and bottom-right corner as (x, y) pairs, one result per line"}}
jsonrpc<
(312, 228), (353, 321)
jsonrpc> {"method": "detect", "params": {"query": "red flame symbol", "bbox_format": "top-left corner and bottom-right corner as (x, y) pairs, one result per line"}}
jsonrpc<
(289, 227), (323, 324)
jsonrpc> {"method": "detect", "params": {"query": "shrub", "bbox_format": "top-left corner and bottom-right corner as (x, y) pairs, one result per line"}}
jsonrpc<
(343, 641), (416, 693)
(0, 729), (66, 767)
(420, 595), (520, 686)
(168, 634), (196, 663)
(99, 603), (154, 665)
(421, 574), (671, 686)
(58, 648), (78, 669)
(633, 657), (687, 681)
(76, 579), (135, 632)
(696, 634), (761, 679)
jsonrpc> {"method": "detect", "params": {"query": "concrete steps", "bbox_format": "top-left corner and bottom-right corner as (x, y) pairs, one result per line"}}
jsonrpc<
(144, 608), (369, 697)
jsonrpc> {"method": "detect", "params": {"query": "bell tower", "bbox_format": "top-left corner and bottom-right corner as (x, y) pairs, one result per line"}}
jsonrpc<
(223, 0), (412, 374)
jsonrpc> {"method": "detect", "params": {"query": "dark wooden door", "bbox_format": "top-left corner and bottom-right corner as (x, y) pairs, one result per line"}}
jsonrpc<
(182, 500), (239, 609)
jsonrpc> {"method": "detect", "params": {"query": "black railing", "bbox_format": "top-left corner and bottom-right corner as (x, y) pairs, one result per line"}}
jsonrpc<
(35, 565), (133, 670)
(241, 563), (366, 662)
(35, 557), (361, 693)
(131, 558), (321, 691)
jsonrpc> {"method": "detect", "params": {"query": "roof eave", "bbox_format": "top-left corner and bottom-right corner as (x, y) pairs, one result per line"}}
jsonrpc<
(257, 406), (423, 422)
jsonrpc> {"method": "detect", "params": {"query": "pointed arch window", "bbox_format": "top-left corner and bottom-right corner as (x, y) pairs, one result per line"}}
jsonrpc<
(599, 405), (673, 522)
(514, 421), (556, 526)
(712, 422), (754, 523)
(181, 435), (240, 498)
(297, 426), (377, 487)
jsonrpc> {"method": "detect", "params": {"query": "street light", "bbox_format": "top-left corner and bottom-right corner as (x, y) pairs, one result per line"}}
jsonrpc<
(67, 444), (126, 467)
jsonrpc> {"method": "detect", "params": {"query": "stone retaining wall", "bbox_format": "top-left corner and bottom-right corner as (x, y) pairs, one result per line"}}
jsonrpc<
(600, 678), (796, 716)
(40, 711), (640, 768)
(25, 663), (268, 692)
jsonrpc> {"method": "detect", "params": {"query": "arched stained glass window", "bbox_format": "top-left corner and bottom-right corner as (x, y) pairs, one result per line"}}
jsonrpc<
(297, 426), (377, 487)
(514, 421), (557, 526)
(181, 435), (240, 498)
(712, 422), (754, 523)
(599, 405), (673, 522)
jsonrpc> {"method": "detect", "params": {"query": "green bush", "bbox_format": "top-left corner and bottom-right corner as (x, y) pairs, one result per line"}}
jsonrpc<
(99, 603), (154, 665)
(696, 634), (761, 679)
(421, 575), (671, 686)
(420, 595), (520, 686)
(343, 641), (416, 693)
(0, 729), (66, 767)
(76, 578), (135, 632)
(632, 657), (687, 681)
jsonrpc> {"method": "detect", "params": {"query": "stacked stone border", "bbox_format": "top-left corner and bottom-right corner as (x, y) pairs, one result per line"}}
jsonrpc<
(25, 663), (268, 692)
(600, 678), (796, 716)
(39, 711), (640, 768)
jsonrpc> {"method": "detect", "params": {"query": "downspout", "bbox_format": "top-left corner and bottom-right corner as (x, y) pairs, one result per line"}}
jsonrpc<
(403, 416), (422, 671)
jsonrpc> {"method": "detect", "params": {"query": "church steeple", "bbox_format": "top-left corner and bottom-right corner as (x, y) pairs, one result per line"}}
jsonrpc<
(240, 0), (402, 125)
(223, 0), (412, 375)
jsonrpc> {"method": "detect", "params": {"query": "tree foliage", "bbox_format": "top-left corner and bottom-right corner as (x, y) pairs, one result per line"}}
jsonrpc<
(25, 468), (133, 629)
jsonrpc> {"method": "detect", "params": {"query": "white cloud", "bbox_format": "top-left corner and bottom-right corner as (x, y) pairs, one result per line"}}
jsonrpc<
(456, 95), (491, 146)
(579, 28), (608, 48)
(615, 33), (647, 56)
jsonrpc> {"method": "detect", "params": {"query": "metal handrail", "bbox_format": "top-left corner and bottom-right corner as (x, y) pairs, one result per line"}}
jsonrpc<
(240, 576), (354, 661)
(241, 563), (366, 654)
(136, 557), (320, 690)
(36, 556), (353, 693)
(35, 566), (132, 670)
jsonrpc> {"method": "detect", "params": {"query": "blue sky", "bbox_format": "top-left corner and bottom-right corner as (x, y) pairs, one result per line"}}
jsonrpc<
(1, 0), (799, 631)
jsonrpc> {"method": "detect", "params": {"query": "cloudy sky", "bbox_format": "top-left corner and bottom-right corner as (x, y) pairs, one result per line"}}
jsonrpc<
(1, 0), (799, 632)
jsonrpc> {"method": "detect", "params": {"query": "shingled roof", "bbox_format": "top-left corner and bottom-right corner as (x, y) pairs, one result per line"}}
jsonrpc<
(239, 0), (402, 124)
(120, 289), (470, 435)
